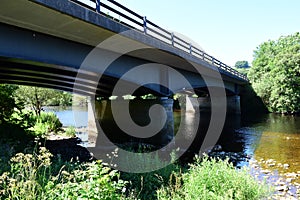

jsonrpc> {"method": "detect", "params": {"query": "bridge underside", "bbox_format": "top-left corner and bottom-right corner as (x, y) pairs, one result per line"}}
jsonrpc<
(0, 0), (249, 161)
(0, 22), (240, 97)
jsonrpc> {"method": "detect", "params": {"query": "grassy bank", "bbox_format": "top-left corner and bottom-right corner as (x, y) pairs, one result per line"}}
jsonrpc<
(0, 140), (272, 200)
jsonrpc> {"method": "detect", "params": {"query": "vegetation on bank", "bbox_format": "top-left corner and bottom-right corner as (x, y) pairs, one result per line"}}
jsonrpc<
(0, 84), (271, 199)
(0, 146), (126, 200)
(158, 156), (270, 200)
(0, 143), (271, 200)
(248, 32), (300, 114)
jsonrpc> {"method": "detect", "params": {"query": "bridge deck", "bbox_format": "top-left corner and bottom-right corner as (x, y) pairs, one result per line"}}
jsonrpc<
(0, 0), (247, 96)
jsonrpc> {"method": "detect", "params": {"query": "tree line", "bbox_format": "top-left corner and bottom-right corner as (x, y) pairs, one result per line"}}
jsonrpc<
(248, 32), (300, 114)
(235, 32), (300, 114)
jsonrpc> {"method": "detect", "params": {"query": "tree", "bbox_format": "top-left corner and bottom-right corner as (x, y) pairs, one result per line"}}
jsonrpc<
(248, 32), (300, 114)
(15, 86), (72, 115)
(234, 60), (250, 68)
(0, 84), (19, 123)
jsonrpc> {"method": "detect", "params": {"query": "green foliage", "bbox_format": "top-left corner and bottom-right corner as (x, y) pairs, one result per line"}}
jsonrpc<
(121, 163), (181, 200)
(28, 121), (50, 137)
(64, 126), (76, 137)
(0, 84), (19, 124)
(235, 60), (250, 68)
(27, 112), (62, 137)
(0, 141), (271, 200)
(113, 145), (181, 199)
(72, 94), (88, 106)
(234, 67), (250, 76)
(48, 90), (71, 107)
(0, 147), (127, 200)
(248, 32), (300, 114)
(157, 156), (271, 200)
(35, 112), (62, 133)
(15, 86), (72, 115)
(9, 110), (62, 137)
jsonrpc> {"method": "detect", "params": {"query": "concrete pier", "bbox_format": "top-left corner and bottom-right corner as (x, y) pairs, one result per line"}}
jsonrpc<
(183, 95), (241, 114)
(88, 97), (174, 147)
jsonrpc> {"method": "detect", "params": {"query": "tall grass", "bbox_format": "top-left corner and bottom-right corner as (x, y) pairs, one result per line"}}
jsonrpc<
(0, 141), (271, 200)
(157, 156), (272, 200)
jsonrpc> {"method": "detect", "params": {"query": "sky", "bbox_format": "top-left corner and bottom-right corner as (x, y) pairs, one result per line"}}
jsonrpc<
(110, 0), (300, 67)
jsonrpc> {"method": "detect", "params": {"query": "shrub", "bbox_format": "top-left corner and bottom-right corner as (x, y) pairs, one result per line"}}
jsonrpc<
(35, 112), (62, 133)
(45, 161), (127, 200)
(0, 147), (127, 200)
(10, 110), (62, 137)
(157, 156), (271, 200)
(64, 126), (76, 137)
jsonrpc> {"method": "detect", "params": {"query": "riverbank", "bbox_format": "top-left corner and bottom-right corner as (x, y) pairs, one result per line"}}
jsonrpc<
(0, 135), (271, 199)
(250, 158), (300, 199)
(208, 145), (300, 199)
(47, 125), (300, 199)
(46, 131), (299, 199)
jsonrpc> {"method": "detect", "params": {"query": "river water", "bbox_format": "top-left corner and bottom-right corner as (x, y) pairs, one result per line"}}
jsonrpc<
(44, 106), (88, 127)
(46, 106), (300, 184)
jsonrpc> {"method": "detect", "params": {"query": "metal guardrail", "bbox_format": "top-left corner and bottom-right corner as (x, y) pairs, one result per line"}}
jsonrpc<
(71, 0), (248, 81)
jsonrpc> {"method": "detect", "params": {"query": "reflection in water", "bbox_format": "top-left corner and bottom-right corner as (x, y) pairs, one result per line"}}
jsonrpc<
(174, 111), (300, 183)
(174, 111), (243, 156)
(47, 106), (300, 181)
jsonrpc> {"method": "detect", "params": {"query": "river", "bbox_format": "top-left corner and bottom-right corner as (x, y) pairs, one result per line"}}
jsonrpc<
(46, 106), (300, 185)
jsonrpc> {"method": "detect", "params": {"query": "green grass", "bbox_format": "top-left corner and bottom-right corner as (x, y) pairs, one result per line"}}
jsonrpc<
(0, 147), (127, 200)
(0, 141), (271, 200)
(64, 126), (76, 137)
(157, 156), (272, 200)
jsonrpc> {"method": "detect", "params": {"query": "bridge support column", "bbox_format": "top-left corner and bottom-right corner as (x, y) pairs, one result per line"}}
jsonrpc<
(185, 95), (199, 113)
(87, 96), (101, 146)
(197, 95), (241, 114)
(198, 97), (211, 112)
(88, 97), (174, 147)
(227, 95), (241, 114)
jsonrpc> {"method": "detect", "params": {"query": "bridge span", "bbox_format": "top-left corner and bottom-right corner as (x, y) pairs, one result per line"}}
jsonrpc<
(0, 0), (248, 149)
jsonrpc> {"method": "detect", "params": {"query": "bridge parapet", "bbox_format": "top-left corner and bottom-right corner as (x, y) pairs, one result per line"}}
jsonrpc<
(71, 0), (248, 81)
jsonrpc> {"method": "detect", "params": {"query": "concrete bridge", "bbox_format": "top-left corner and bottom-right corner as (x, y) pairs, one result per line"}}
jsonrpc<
(0, 0), (248, 149)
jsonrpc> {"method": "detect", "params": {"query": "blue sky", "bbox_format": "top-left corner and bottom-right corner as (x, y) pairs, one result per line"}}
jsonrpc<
(117, 0), (300, 66)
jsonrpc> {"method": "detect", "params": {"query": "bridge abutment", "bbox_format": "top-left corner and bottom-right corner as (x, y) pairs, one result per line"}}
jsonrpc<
(185, 95), (200, 113)
(88, 97), (174, 147)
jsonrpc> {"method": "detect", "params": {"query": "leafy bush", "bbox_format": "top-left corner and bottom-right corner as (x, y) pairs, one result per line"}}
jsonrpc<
(28, 121), (50, 137)
(0, 84), (19, 124)
(157, 156), (271, 200)
(1, 110), (41, 139)
(248, 32), (300, 114)
(10, 110), (62, 137)
(0, 147), (127, 200)
(34, 112), (62, 133)
(64, 126), (76, 137)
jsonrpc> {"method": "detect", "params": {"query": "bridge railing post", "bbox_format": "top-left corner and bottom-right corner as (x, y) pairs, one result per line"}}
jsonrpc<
(143, 16), (147, 34)
(189, 43), (192, 54)
(171, 32), (174, 46)
(96, 0), (100, 13)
